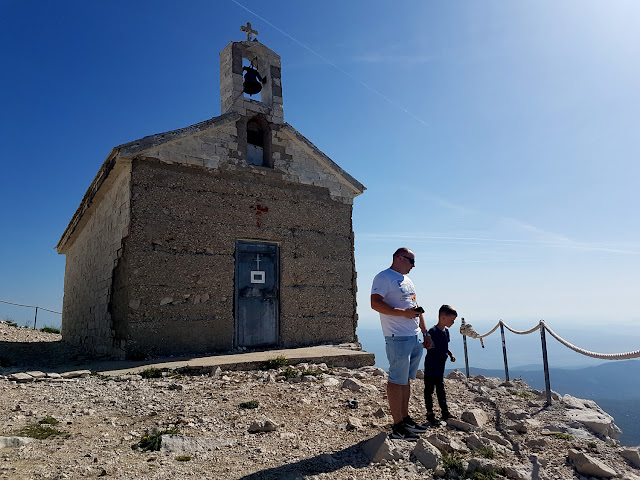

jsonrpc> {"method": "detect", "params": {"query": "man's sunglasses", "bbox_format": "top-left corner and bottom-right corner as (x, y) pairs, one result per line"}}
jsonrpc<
(401, 255), (415, 265)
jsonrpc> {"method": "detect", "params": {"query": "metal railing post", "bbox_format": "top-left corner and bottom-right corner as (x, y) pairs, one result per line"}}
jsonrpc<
(463, 338), (470, 378)
(33, 307), (38, 330)
(540, 321), (552, 405)
(500, 322), (509, 381)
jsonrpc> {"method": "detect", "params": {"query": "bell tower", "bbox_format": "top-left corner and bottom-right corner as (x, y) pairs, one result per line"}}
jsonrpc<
(219, 23), (284, 124)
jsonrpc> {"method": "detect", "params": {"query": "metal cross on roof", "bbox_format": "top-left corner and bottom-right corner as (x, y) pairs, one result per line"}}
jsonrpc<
(241, 22), (258, 41)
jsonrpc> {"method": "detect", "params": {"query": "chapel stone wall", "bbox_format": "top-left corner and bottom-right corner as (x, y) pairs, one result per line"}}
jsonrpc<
(120, 155), (358, 357)
(60, 164), (131, 357)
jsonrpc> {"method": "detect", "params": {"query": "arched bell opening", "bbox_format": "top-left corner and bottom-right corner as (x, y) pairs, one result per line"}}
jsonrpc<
(246, 116), (272, 167)
(242, 58), (266, 102)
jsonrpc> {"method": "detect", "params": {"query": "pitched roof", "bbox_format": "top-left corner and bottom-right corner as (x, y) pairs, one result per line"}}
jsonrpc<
(56, 113), (365, 252)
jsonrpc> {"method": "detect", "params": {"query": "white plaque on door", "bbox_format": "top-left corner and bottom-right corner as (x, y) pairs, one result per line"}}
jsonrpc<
(251, 271), (265, 284)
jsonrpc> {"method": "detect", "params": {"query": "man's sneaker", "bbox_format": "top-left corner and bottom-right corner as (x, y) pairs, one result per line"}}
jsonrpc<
(441, 412), (457, 422)
(390, 422), (419, 441)
(426, 413), (439, 427)
(403, 415), (428, 433)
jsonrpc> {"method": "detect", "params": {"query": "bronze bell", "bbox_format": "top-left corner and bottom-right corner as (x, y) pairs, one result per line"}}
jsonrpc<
(243, 66), (266, 95)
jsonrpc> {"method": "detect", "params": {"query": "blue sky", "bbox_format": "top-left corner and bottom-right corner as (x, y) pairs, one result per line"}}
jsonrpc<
(1, 1), (639, 355)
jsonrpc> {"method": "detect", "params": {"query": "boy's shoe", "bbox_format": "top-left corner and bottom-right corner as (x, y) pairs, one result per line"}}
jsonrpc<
(390, 422), (419, 441)
(426, 413), (439, 427)
(441, 412), (456, 422)
(402, 415), (428, 433)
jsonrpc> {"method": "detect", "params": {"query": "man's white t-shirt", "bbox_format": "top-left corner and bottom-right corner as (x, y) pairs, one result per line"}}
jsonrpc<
(371, 268), (420, 337)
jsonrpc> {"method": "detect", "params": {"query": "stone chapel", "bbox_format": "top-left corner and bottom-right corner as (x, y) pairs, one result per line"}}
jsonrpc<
(56, 25), (365, 359)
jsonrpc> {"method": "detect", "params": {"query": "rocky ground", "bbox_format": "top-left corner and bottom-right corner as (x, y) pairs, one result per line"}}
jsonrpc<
(1, 321), (639, 480)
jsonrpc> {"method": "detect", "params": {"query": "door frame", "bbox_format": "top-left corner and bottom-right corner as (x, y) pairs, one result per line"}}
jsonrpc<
(234, 239), (280, 349)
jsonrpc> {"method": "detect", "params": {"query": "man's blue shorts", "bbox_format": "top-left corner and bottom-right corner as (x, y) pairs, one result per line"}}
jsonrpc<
(385, 335), (423, 385)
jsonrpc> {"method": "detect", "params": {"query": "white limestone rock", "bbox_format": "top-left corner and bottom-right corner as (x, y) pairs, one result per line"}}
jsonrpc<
(9, 373), (34, 383)
(483, 431), (511, 448)
(447, 417), (476, 432)
(341, 378), (366, 391)
(322, 377), (341, 387)
(525, 438), (547, 449)
(504, 409), (529, 421)
(340, 377), (377, 393)
(426, 433), (469, 453)
(461, 408), (489, 427)
(346, 416), (363, 430)
(467, 457), (500, 474)
(159, 434), (233, 453)
(472, 385), (493, 396)
(512, 420), (530, 433)
(621, 447), (640, 468)
(0, 436), (35, 448)
(413, 438), (441, 469)
(568, 449), (617, 478)
(505, 464), (534, 480)
(465, 433), (491, 451)
(566, 409), (622, 439)
(248, 419), (278, 433)
(361, 432), (406, 463)
(60, 370), (91, 379)
(446, 369), (467, 381)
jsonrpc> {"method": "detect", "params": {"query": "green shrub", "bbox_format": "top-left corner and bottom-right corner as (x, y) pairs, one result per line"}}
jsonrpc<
(282, 367), (299, 379)
(474, 446), (496, 459)
(135, 427), (179, 452)
(40, 326), (60, 334)
(509, 389), (533, 399)
(238, 400), (259, 409)
(263, 355), (288, 369)
(441, 451), (465, 476)
(175, 456), (191, 462)
(16, 420), (69, 440)
(471, 469), (501, 480)
(551, 432), (573, 440)
(139, 368), (168, 379)
(38, 415), (59, 425)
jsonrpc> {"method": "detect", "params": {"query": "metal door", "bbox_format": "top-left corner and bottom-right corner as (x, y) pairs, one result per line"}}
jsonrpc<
(235, 241), (279, 348)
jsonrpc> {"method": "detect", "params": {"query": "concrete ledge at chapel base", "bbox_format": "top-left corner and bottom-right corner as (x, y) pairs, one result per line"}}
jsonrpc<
(89, 345), (375, 377)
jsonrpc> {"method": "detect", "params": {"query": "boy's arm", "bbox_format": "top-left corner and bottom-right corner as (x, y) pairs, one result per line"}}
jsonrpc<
(448, 349), (456, 362)
(420, 314), (433, 349)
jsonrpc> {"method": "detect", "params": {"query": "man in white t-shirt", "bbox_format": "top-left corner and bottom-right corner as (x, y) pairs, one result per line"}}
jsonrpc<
(371, 247), (432, 440)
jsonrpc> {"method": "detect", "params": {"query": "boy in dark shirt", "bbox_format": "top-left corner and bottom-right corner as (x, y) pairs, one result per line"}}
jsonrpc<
(424, 305), (457, 426)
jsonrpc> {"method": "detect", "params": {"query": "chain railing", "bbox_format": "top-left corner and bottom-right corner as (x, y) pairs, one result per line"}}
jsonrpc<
(0, 300), (62, 330)
(459, 318), (640, 405)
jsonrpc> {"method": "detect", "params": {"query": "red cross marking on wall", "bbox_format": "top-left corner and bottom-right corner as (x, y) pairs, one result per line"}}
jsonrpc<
(250, 204), (269, 227)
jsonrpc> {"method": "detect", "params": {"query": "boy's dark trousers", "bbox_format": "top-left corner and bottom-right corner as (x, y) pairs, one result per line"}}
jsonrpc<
(424, 374), (449, 416)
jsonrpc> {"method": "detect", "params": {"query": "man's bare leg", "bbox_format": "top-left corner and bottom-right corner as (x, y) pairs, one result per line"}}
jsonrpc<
(401, 382), (410, 419)
(387, 381), (404, 424)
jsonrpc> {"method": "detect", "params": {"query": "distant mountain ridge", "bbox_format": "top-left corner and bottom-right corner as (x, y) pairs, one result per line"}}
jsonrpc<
(451, 359), (640, 399)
